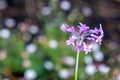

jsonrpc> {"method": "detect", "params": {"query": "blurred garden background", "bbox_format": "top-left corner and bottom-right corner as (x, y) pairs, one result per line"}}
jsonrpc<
(0, 0), (120, 80)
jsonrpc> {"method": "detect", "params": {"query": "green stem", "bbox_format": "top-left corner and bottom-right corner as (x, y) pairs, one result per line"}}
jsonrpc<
(74, 51), (80, 80)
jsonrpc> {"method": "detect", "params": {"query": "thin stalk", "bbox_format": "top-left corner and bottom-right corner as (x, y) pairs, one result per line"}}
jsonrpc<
(74, 51), (80, 80)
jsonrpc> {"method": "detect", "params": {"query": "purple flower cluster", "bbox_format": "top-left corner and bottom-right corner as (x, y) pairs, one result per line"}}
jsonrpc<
(61, 22), (104, 54)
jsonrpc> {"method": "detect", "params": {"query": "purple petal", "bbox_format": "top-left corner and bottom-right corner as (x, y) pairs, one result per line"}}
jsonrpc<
(66, 37), (75, 46)
(91, 34), (98, 38)
(87, 37), (95, 41)
(96, 35), (103, 45)
(78, 23), (89, 33)
(61, 24), (71, 32)
(83, 42), (92, 54)
(89, 28), (99, 34)
(76, 45), (82, 51)
(99, 24), (104, 35)
(70, 26), (75, 32)
(79, 23), (86, 27)
(61, 24), (66, 31)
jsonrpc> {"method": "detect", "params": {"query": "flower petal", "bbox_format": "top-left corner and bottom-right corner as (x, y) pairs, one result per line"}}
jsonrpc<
(66, 37), (75, 46)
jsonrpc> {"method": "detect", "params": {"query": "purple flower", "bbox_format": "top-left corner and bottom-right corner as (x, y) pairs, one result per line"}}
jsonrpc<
(76, 45), (82, 51)
(61, 22), (104, 54)
(61, 24), (71, 32)
(96, 35), (103, 45)
(87, 37), (95, 41)
(66, 37), (75, 46)
(70, 26), (75, 33)
(61, 24), (75, 32)
(83, 42), (92, 54)
(89, 28), (99, 34)
(78, 23), (89, 33)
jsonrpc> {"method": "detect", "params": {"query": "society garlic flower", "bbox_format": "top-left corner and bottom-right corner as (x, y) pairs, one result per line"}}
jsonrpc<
(61, 22), (104, 54)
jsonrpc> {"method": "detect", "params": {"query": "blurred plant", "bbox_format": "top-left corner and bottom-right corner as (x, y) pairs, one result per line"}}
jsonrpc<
(61, 22), (104, 80)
